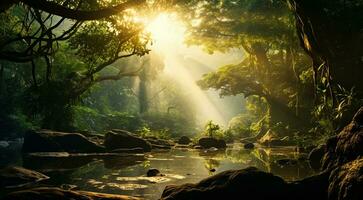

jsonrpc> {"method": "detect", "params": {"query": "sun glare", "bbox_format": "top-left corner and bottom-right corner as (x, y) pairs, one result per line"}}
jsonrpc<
(138, 12), (239, 126)
(145, 13), (186, 51)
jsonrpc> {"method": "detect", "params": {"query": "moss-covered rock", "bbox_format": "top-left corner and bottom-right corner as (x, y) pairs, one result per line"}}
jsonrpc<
(22, 130), (105, 153)
(104, 130), (151, 152)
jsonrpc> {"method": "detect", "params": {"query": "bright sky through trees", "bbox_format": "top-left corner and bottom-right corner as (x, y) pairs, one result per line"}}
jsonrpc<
(143, 13), (244, 126)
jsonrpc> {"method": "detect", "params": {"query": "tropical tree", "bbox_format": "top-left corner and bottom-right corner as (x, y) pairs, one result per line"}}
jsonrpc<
(177, 0), (313, 133)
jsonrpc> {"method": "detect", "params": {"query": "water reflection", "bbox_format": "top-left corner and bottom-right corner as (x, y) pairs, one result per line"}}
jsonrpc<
(20, 144), (315, 200)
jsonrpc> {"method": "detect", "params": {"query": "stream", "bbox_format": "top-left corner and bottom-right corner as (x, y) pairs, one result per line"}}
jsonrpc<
(1, 143), (316, 199)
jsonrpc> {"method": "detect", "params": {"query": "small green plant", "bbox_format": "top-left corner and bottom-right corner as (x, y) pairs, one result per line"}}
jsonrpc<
(204, 120), (220, 138)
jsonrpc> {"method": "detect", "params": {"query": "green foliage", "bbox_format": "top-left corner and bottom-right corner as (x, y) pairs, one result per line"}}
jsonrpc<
(137, 126), (171, 140)
(69, 17), (150, 67)
(186, 0), (315, 139)
(227, 114), (253, 138)
(141, 111), (195, 138)
(74, 106), (143, 133)
(200, 120), (235, 142)
(204, 120), (221, 138)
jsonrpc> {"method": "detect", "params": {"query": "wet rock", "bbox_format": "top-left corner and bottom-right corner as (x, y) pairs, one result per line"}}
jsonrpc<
(244, 142), (254, 149)
(161, 167), (289, 200)
(0, 166), (49, 188)
(322, 107), (363, 170)
(290, 170), (330, 200)
(111, 129), (138, 136)
(177, 136), (192, 145)
(104, 130), (151, 152)
(1, 187), (142, 200)
(147, 168), (160, 177)
(111, 147), (145, 153)
(22, 130), (105, 153)
(147, 138), (174, 149)
(198, 137), (226, 149)
(308, 145), (326, 170)
(194, 145), (202, 149)
(204, 147), (219, 153)
(328, 158), (363, 200)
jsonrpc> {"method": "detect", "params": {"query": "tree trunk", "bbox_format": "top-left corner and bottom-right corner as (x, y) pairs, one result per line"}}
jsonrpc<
(139, 78), (148, 114)
(288, 0), (363, 92)
(264, 94), (309, 129)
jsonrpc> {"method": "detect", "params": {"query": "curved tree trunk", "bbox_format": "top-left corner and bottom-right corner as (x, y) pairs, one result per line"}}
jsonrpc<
(288, 0), (363, 92)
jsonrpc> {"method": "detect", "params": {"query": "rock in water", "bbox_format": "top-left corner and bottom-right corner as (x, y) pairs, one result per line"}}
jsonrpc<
(161, 167), (288, 200)
(328, 158), (363, 200)
(177, 136), (192, 145)
(1, 187), (142, 200)
(198, 137), (226, 149)
(147, 168), (160, 177)
(104, 130), (152, 152)
(146, 138), (174, 149)
(22, 130), (105, 153)
(0, 166), (49, 188)
(244, 142), (255, 149)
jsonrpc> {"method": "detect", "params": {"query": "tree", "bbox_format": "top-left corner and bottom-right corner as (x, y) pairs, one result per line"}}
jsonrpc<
(178, 0), (313, 130)
(0, 0), (145, 20)
(0, 3), (152, 131)
(205, 120), (220, 138)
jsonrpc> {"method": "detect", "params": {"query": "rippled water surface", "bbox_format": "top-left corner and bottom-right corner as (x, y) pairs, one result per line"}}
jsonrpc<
(20, 144), (316, 199)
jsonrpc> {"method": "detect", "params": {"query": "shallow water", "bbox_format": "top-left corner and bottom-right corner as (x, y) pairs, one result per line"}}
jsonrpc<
(18, 144), (316, 199)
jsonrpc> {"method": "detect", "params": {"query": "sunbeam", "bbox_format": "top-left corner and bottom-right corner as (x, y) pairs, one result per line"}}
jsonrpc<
(144, 13), (244, 126)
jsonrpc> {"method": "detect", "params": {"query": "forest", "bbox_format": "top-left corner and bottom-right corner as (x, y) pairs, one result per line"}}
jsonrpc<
(0, 0), (362, 200)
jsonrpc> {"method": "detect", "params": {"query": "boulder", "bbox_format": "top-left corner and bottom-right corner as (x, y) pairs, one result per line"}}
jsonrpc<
(328, 158), (363, 200)
(161, 166), (333, 200)
(177, 136), (192, 145)
(244, 142), (255, 149)
(22, 130), (104, 153)
(146, 138), (174, 149)
(104, 130), (151, 152)
(147, 168), (160, 177)
(0, 166), (49, 188)
(161, 167), (289, 200)
(308, 145), (326, 170)
(1, 187), (142, 200)
(322, 107), (363, 170)
(198, 137), (226, 149)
